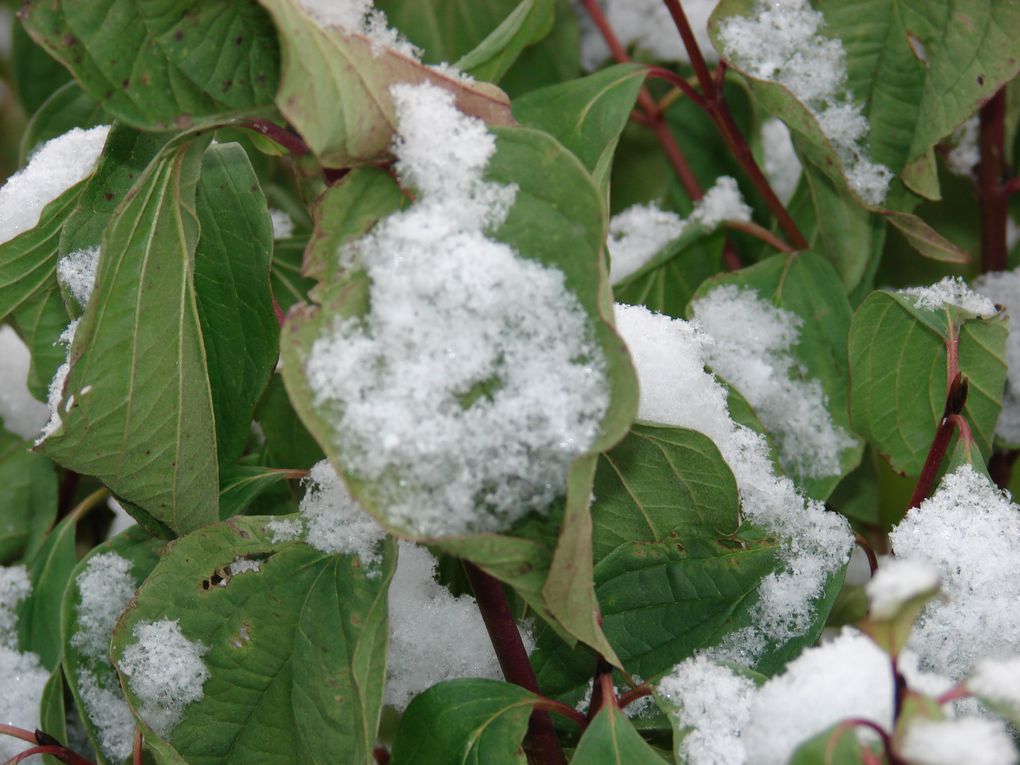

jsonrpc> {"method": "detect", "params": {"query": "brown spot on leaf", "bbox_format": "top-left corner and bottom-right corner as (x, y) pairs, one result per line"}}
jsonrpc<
(173, 29), (184, 42)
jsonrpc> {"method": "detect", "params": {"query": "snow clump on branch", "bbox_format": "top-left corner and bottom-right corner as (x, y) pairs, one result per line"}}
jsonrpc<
(305, 83), (609, 537)
(613, 303), (853, 663)
(718, 0), (892, 205)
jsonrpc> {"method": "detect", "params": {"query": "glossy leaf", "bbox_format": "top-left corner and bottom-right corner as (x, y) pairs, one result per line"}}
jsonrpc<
(39, 135), (221, 535)
(571, 700), (662, 764)
(21, 0), (280, 130)
(258, 0), (515, 167)
(848, 291), (1008, 475)
(390, 679), (537, 765)
(193, 143), (278, 462)
(110, 516), (395, 765)
(512, 63), (647, 198)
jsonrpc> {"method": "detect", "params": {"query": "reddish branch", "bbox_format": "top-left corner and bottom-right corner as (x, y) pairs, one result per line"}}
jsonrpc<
(852, 533), (879, 576)
(978, 88), (1008, 274)
(907, 374), (969, 510)
(462, 563), (566, 765)
(617, 684), (653, 709)
(241, 119), (309, 156)
(0, 726), (94, 765)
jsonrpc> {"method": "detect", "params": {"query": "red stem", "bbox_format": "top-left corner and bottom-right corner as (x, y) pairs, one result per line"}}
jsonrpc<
(373, 746), (391, 765)
(240, 119), (309, 156)
(979, 88), (1008, 273)
(989, 448), (1019, 490)
(853, 533), (879, 576)
(0, 728), (35, 745)
(1003, 175), (1020, 196)
(659, 0), (809, 250)
(533, 698), (588, 730)
(462, 562), (565, 765)
(617, 684), (653, 709)
(133, 728), (142, 765)
(907, 372), (968, 509)
(839, 719), (905, 765)
(937, 684), (972, 705)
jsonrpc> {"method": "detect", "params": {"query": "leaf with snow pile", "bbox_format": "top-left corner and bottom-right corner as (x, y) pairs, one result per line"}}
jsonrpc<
(39, 134), (221, 535)
(690, 252), (863, 500)
(571, 699), (663, 764)
(193, 143), (278, 463)
(848, 291), (1008, 476)
(18, 82), (106, 164)
(281, 125), (637, 663)
(20, 0), (279, 131)
(389, 679), (537, 765)
(109, 516), (395, 765)
(62, 526), (165, 765)
(512, 63), (647, 199)
(257, 0), (515, 168)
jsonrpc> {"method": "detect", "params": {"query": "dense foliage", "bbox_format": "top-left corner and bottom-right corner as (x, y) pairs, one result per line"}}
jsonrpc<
(0, 0), (1019, 763)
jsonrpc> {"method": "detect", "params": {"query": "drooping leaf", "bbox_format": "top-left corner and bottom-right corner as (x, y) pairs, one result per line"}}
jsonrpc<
(257, 0), (515, 168)
(109, 517), (395, 765)
(281, 126), (637, 661)
(219, 464), (304, 520)
(883, 211), (970, 265)
(571, 700), (663, 765)
(39, 134), (221, 535)
(512, 63), (648, 199)
(0, 430), (57, 564)
(455, 0), (556, 84)
(848, 291), (1008, 475)
(62, 526), (166, 765)
(193, 143), (279, 462)
(20, 0), (280, 131)
(389, 679), (537, 765)
(690, 252), (863, 500)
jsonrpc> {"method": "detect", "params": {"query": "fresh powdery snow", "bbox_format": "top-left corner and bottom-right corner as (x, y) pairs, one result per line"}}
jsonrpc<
(270, 459), (386, 568)
(608, 176), (751, 283)
(968, 656), (1020, 711)
(614, 303), (852, 663)
(385, 541), (531, 709)
(118, 619), (210, 737)
(691, 284), (856, 480)
(269, 208), (295, 240)
(57, 246), (100, 307)
(900, 718), (1019, 765)
(69, 552), (140, 761)
(718, 0), (892, 204)
(0, 125), (109, 246)
(901, 275), (998, 316)
(304, 83), (609, 537)
(947, 117), (981, 177)
(889, 465), (1020, 679)
(0, 566), (49, 762)
(0, 326), (49, 440)
(865, 557), (940, 621)
(36, 319), (79, 445)
(296, 0), (421, 59)
(579, 0), (720, 71)
(974, 268), (1020, 443)
(761, 117), (801, 204)
(658, 629), (954, 765)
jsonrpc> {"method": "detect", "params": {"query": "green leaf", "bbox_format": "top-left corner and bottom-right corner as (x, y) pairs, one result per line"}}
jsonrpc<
(257, 0), (515, 167)
(691, 252), (863, 500)
(787, 722), (869, 765)
(62, 526), (165, 765)
(19, 81), (106, 164)
(303, 168), (406, 284)
(500, 0), (581, 98)
(590, 424), (740, 561)
(0, 430), (58, 564)
(270, 238), (316, 315)
(280, 126), (637, 661)
(11, 286), (72, 401)
(39, 135), (221, 535)
(193, 143), (279, 462)
(10, 21), (73, 114)
(219, 464), (304, 520)
(18, 511), (78, 670)
(253, 375), (325, 470)
(512, 64), (648, 199)
(110, 516), (395, 765)
(883, 211), (970, 264)
(848, 291), (1008, 475)
(21, 0), (280, 131)
(571, 701), (663, 764)
(821, 0), (1020, 200)
(39, 667), (68, 759)
(455, 0), (556, 83)
(389, 679), (537, 765)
